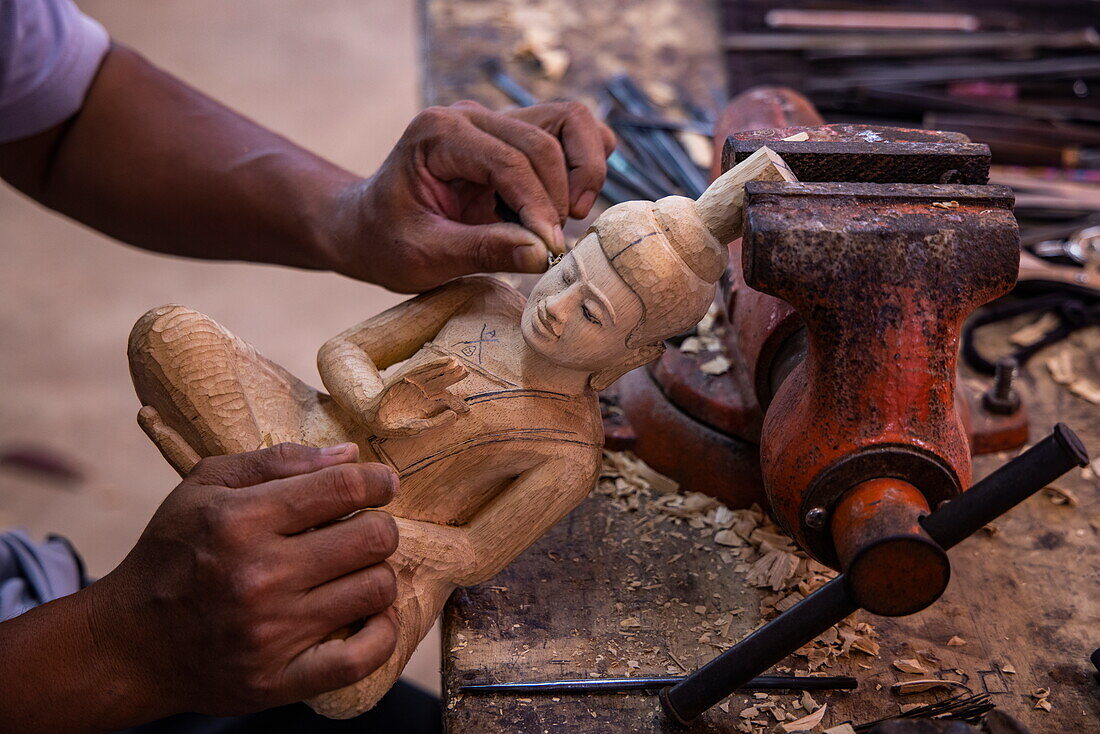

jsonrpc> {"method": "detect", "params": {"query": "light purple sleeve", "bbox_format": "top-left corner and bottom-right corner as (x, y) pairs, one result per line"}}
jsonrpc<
(0, 0), (109, 143)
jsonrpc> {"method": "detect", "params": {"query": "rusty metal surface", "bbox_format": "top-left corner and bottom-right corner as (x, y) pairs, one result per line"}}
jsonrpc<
(731, 122), (972, 146)
(830, 478), (950, 617)
(728, 139), (991, 185)
(648, 344), (762, 439)
(959, 381), (1031, 455)
(613, 366), (766, 508)
(724, 240), (803, 416)
(744, 181), (1020, 555)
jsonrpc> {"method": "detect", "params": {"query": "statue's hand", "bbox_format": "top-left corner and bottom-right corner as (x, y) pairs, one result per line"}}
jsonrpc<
(368, 356), (470, 437)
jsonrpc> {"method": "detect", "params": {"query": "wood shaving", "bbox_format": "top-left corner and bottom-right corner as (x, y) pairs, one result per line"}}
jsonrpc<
(679, 336), (703, 354)
(700, 356), (732, 376)
(1045, 348), (1076, 384)
(932, 200), (959, 209)
(947, 635), (967, 646)
(746, 547), (802, 591)
(891, 679), (967, 694)
(892, 658), (929, 674)
(598, 449), (878, 681)
(511, 13), (570, 80)
(679, 132), (714, 170)
(1011, 312), (1059, 347)
(780, 704), (826, 731)
(715, 528), (745, 546)
(1069, 378), (1100, 404)
(1043, 485), (1079, 506)
(781, 132), (810, 142)
(1035, 698), (1052, 712)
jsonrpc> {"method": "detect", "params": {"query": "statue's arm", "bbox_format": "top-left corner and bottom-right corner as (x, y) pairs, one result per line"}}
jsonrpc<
(460, 455), (599, 583)
(317, 276), (516, 420)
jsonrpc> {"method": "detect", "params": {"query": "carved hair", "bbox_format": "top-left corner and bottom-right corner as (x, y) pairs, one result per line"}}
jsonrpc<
(593, 196), (728, 349)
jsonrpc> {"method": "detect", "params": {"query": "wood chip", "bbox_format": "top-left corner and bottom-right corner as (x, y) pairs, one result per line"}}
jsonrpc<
(780, 704), (826, 732)
(781, 132), (810, 142)
(891, 679), (967, 695)
(824, 726), (857, 734)
(715, 528), (745, 547)
(1011, 312), (1059, 347)
(1002, 664), (1017, 674)
(1043, 485), (1079, 506)
(932, 200), (959, 209)
(700, 356), (732, 376)
(892, 658), (929, 674)
(947, 635), (967, 646)
(1069, 378), (1100, 404)
(619, 617), (641, 629)
(1045, 348), (1076, 384)
(1035, 698), (1052, 712)
(679, 336), (703, 354)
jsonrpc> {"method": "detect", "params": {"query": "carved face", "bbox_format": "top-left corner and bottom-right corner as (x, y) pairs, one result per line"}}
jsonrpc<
(520, 232), (645, 372)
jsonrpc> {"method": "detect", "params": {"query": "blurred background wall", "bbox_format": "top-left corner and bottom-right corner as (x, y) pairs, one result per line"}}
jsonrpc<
(0, 0), (433, 688)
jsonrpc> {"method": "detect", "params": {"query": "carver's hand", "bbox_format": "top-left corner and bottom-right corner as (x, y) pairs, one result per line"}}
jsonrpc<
(328, 100), (615, 292)
(369, 356), (471, 437)
(86, 443), (400, 715)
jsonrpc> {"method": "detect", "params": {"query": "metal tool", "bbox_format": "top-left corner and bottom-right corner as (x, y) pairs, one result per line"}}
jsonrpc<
(659, 424), (1089, 723)
(460, 674), (856, 695)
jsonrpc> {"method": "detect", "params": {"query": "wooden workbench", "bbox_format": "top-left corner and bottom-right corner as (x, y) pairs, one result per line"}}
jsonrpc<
(439, 332), (1099, 732)
(423, 2), (1100, 730)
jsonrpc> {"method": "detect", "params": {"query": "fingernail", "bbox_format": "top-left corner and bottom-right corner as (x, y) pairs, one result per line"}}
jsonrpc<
(575, 190), (598, 215)
(512, 243), (548, 273)
(552, 224), (565, 254)
(320, 442), (356, 455)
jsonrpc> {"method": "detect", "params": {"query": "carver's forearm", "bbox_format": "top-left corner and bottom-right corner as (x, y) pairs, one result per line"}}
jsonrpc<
(0, 580), (161, 733)
(0, 44), (356, 272)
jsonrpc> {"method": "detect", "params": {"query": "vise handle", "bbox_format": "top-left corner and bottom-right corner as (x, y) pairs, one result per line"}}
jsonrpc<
(660, 424), (1088, 724)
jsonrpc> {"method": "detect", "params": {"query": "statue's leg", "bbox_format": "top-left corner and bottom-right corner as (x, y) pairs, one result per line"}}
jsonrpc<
(128, 305), (352, 465)
(307, 518), (477, 718)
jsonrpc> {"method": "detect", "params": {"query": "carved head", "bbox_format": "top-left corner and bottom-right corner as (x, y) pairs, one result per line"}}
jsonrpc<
(521, 196), (728, 390)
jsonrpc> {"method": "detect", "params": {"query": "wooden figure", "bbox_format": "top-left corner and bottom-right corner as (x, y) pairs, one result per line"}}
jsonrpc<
(126, 148), (793, 717)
